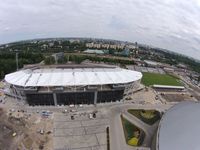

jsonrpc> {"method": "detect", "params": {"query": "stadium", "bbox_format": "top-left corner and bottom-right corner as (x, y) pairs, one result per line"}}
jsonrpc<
(4, 65), (142, 106)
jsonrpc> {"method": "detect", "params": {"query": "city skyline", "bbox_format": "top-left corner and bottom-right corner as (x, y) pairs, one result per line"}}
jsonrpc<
(1, 0), (200, 60)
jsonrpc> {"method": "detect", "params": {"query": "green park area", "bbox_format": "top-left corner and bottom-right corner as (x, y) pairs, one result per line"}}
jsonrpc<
(141, 72), (182, 86)
(121, 116), (145, 146)
(128, 109), (161, 125)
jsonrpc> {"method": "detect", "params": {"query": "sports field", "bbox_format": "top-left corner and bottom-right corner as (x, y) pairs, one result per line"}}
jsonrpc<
(141, 72), (182, 86)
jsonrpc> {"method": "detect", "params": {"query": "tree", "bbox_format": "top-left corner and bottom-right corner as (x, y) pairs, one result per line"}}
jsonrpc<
(109, 49), (114, 55)
(44, 56), (55, 65)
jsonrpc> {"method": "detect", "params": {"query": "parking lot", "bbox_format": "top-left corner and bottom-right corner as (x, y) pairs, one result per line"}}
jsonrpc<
(127, 65), (165, 74)
(53, 110), (109, 150)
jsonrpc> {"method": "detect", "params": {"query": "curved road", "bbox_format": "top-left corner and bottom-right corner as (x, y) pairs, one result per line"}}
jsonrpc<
(108, 103), (172, 150)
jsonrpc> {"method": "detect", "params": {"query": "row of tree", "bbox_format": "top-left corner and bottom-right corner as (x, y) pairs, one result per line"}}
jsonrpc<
(2, 40), (87, 53)
(44, 54), (135, 65)
(139, 46), (200, 73)
(0, 52), (44, 79)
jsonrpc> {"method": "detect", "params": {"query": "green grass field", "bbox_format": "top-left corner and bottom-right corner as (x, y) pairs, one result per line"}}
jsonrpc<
(121, 115), (145, 146)
(128, 109), (161, 125)
(141, 72), (182, 86)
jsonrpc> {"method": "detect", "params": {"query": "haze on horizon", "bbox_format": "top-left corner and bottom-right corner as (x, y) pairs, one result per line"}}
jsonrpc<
(1, 0), (200, 60)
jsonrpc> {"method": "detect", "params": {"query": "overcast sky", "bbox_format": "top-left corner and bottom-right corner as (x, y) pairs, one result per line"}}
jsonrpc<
(1, 0), (200, 60)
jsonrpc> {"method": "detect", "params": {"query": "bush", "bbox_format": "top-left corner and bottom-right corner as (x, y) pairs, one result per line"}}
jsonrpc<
(121, 115), (145, 146)
(128, 109), (161, 125)
(44, 56), (55, 65)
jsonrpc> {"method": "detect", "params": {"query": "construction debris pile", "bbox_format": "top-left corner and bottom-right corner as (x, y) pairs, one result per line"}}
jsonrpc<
(0, 107), (53, 150)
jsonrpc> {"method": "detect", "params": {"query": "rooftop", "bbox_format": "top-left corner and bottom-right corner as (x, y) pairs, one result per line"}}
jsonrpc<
(83, 49), (105, 54)
(158, 102), (200, 150)
(144, 60), (159, 66)
(5, 67), (142, 87)
(152, 84), (184, 89)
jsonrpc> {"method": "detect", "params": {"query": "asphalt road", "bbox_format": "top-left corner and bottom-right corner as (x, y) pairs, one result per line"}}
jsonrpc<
(108, 103), (172, 150)
(5, 97), (173, 150)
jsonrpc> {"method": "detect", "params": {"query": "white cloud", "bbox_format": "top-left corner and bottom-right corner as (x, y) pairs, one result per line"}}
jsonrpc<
(0, 0), (200, 60)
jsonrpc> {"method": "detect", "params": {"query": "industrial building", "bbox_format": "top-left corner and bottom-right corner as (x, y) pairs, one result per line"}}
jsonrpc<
(4, 65), (142, 106)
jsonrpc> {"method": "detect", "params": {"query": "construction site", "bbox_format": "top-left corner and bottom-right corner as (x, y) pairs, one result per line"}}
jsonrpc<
(0, 97), (53, 150)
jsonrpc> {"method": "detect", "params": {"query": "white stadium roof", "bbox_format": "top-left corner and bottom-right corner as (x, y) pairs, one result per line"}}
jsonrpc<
(5, 67), (142, 87)
(158, 102), (200, 150)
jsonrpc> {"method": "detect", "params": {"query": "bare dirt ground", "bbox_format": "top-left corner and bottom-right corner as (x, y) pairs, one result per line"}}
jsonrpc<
(161, 93), (194, 102)
(130, 88), (161, 104)
(0, 106), (53, 150)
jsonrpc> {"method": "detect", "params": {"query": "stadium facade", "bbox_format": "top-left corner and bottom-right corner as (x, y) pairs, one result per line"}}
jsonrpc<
(4, 65), (142, 106)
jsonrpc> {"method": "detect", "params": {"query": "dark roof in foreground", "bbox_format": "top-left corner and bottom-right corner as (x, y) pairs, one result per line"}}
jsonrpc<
(158, 101), (200, 150)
